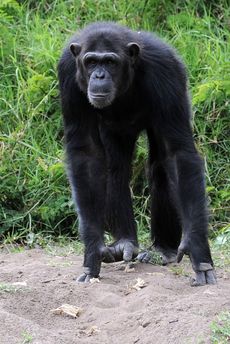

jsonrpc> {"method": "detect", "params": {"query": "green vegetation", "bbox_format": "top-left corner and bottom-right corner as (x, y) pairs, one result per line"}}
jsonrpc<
(0, 0), (229, 245)
(0, 282), (23, 293)
(21, 331), (33, 344)
(211, 312), (230, 343)
(212, 234), (230, 273)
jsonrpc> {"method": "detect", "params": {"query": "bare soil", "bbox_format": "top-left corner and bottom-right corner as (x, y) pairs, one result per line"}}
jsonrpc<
(0, 248), (229, 344)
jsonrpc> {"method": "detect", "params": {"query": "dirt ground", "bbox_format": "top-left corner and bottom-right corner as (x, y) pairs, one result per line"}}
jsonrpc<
(0, 248), (229, 344)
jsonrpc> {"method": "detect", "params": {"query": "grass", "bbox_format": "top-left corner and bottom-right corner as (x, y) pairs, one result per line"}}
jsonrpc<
(0, 282), (24, 293)
(0, 0), (229, 244)
(211, 312), (230, 344)
(21, 331), (33, 344)
(44, 237), (84, 256)
(169, 265), (190, 278)
(211, 232), (230, 272)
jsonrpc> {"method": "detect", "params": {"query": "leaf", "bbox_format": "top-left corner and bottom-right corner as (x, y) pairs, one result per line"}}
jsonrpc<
(89, 277), (100, 284)
(86, 326), (100, 336)
(51, 304), (83, 318)
(132, 278), (147, 291)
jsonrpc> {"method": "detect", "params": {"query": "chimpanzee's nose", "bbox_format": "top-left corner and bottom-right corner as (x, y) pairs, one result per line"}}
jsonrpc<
(95, 70), (105, 79)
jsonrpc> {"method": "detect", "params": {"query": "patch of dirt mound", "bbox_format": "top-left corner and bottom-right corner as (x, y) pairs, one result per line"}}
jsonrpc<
(0, 249), (229, 344)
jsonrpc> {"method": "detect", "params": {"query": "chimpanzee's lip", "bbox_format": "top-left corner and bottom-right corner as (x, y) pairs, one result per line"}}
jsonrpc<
(90, 93), (110, 98)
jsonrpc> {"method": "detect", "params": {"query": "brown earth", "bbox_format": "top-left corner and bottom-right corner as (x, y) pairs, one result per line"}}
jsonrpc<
(0, 248), (229, 344)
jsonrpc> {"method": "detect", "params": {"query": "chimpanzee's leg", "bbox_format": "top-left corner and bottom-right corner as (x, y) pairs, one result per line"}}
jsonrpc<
(100, 125), (139, 262)
(139, 118), (216, 285)
(138, 131), (182, 265)
(150, 161), (182, 263)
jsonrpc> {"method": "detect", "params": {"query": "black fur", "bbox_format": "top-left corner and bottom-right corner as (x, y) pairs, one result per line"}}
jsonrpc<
(58, 22), (215, 285)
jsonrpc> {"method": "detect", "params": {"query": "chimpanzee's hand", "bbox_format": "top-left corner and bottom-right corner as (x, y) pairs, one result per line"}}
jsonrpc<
(76, 245), (115, 282)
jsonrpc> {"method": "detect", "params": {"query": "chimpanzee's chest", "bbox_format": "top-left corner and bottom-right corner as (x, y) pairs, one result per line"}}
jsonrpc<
(97, 99), (148, 136)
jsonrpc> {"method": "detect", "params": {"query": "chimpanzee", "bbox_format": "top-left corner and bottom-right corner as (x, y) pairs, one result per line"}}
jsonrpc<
(58, 22), (216, 286)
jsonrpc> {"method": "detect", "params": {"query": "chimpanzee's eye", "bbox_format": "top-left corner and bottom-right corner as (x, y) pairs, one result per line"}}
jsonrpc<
(85, 58), (97, 67)
(89, 59), (97, 65)
(107, 59), (115, 65)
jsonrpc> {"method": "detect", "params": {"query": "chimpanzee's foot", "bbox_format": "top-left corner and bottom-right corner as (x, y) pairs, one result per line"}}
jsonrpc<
(137, 246), (177, 265)
(100, 246), (116, 263)
(177, 241), (217, 286)
(137, 251), (152, 263)
(107, 239), (139, 262)
(155, 246), (177, 265)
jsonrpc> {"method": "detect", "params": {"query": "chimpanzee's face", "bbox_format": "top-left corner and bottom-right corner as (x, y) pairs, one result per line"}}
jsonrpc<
(81, 51), (121, 108)
(70, 41), (140, 109)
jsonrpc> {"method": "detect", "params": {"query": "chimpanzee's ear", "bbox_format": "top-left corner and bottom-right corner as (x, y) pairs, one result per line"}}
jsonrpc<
(127, 42), (140, 62)
(70, 43), (81, 57)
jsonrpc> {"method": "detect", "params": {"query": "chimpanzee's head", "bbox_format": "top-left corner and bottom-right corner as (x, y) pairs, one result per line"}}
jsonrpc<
(69, 23), (140, 109)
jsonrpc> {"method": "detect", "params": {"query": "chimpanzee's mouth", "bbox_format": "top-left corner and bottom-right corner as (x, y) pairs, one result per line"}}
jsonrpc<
(90, 93), (110, 99)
